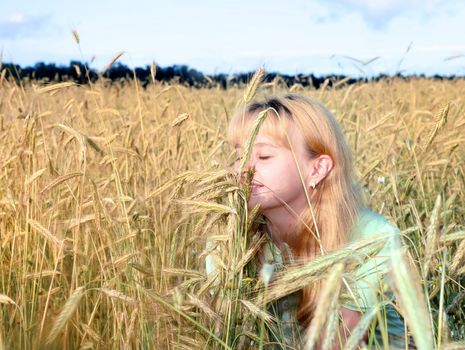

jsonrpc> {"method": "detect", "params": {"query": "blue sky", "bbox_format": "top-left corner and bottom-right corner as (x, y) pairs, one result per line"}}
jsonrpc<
(1, 0), (464, 76)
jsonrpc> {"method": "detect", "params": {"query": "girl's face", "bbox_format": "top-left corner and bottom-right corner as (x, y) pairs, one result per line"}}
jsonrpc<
(234, 128), (313, 213)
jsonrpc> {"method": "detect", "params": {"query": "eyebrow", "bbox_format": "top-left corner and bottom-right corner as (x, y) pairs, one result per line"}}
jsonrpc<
(234, 142), (277, 149)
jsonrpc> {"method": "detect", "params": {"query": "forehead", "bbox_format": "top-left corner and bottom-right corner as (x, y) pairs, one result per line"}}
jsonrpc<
(234, 135), (279, 149)
(228, 107), (306, 151)
(234, 129), (305, 151)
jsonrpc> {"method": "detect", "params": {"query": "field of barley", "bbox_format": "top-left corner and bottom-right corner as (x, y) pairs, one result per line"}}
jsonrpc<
(1, 73), (465, 349)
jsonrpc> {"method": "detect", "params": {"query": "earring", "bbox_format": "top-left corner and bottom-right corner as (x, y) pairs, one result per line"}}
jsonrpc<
(310, 181), (317, 190)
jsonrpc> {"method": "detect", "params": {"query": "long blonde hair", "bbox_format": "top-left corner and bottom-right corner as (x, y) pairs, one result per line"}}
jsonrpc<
(228, 94), (362, 325)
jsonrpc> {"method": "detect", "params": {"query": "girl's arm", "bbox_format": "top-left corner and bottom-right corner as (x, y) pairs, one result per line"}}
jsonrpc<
(317, 307), (365, 350)
(340, 307), (366, 343)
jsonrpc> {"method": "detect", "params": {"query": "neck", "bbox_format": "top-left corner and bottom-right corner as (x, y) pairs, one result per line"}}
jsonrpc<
(262, 196), (310, 250)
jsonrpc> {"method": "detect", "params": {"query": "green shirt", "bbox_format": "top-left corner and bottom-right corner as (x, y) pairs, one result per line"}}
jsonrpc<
(206, 208), (412, 348)
(261, 208), (411, 349)
(342, 208), (410, 348)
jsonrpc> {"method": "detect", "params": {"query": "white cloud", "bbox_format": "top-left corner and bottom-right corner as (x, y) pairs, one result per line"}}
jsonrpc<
(8, 12), (28, 24)
(314, 0), (447, 28)
(0, 12), (50, 38)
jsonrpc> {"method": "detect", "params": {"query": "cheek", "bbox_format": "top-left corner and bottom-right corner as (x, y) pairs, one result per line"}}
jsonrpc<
(281, 163), (304, 190)
(260, 163), (296, 187)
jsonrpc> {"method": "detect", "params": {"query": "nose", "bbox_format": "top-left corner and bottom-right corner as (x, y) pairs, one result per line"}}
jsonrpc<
(234, 152), (255, 172)
(243, 155), (255, 170)
(240, 160), (256, 185)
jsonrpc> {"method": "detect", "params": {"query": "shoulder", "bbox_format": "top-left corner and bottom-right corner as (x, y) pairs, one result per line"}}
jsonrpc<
(343, 209), (401, 310)
(350, 208), (400, 242)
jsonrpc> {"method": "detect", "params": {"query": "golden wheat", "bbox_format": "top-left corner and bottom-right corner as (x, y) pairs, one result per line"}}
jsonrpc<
(0, 76), (464, 349)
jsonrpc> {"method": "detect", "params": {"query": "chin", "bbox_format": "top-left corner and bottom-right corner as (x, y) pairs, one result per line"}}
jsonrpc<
(247, 198), (274, 212)
(247, 201), (260, 211)
(247, 198), (263, 211)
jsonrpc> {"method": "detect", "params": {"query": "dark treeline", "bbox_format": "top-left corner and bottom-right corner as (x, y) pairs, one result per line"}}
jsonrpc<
(1, 61), (461, 89)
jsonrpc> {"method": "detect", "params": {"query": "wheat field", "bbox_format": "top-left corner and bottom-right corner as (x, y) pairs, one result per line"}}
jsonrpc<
(1, 74), (465, 349)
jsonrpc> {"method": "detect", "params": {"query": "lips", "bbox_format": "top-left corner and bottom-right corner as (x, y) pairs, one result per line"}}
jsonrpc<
(250, 183), (263, 193)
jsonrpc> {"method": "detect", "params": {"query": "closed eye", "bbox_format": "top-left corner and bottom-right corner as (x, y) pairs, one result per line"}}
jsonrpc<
(258, 156), (271, 160)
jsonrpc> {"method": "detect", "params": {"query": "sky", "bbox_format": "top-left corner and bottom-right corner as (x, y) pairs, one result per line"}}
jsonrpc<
(1, 0), (465, 76)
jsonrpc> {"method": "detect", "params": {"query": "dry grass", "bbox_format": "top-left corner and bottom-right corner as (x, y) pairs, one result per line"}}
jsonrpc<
(0, 74), (464, 349)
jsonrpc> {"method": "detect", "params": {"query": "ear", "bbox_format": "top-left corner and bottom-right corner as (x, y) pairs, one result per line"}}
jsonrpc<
(306, 155), (333, 188)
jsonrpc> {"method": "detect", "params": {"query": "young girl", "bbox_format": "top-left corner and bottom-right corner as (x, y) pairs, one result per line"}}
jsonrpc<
(226, 94), (411, 349)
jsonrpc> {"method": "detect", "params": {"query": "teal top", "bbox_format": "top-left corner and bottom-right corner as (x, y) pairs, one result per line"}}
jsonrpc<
(341, 208), (410, 348)
(205, 208), (412, 349)
(263, 208), (411, 349)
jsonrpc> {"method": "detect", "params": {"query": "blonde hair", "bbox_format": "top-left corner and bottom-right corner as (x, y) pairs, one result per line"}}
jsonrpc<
(228, 94), (362, 325)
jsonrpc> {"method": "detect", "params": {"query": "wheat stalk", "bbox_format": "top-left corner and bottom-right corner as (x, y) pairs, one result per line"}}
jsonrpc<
(99, 287), (137, 304)
(305, 263), (344, 350)
(187, 293), (222, 324)
(0, 294), (17, 306)
(243, 67), (265, 103)
(321, 294), (340, 350)
(239, 109), (270, 171)
(71, 30), (80, 44)
(344, 306), (379, 350)
(450, 238), (465, 275)
(101, 50), (125, 74)
(172, 113), (190, 127)
(28, 219), (63, 247)
(41, 172), (84, 193)
(45, 287), (85, 345)
(36, 82), (76, 94)
(389, 249), (433, 350)
(150, 61), (157, 84)
(240, 299), (275, 324)
(258, 236), (386, 304)
(422, 102), (450, 152)
(423, 194), (442, 279)
(24, 168), (46, 186)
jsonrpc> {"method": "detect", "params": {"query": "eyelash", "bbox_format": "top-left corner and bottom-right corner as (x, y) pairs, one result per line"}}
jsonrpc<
(234, 155), (271, 162)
